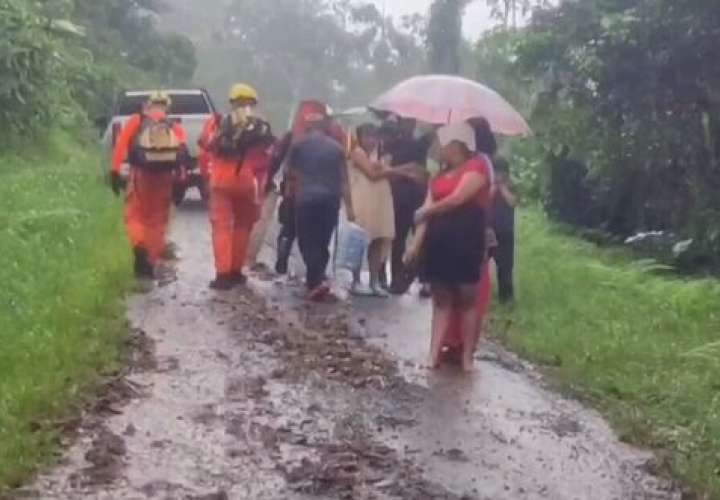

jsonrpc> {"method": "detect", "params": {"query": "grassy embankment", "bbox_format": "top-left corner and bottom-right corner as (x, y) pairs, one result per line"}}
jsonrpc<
(497, 209), (720, 497)
(0, 133), (131, 491)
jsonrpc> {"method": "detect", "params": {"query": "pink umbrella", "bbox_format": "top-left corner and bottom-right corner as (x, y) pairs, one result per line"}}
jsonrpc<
(371, 74), (531, 136)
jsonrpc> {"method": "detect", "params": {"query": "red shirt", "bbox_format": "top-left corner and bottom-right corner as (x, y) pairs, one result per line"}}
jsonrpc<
(430, 155), (491, 207)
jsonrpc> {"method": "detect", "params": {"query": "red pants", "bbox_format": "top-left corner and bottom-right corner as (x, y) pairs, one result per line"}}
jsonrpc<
(125, 169), (174, 265)
(209, 169), (258, 275)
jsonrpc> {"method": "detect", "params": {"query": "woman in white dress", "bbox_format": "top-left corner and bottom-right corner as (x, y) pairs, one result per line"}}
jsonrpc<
(348, 124), (396, 296)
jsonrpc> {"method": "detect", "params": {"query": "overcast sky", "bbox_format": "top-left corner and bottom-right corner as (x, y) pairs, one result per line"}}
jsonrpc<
(372, 0), (496, 39)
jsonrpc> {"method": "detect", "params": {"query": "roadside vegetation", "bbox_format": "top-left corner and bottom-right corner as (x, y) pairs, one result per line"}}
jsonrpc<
(474, 2), (720, 493)
(478, 1), (720, 272)
(0, 0), (197, 490)
(0, 134), (132, 490)
(495, 209), (720, 496)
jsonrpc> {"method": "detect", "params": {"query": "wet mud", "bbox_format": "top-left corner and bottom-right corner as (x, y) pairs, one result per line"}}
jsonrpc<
(15, 206), (681, 499)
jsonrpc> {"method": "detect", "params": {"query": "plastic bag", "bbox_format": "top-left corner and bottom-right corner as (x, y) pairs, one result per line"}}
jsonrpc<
(336, 222), (369, 272)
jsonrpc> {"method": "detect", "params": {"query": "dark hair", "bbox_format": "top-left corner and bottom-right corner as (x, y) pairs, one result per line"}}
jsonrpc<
(379, 121), (401, 142)
(468, 117), (497, 156)
(356, 123), (379, 143)
(398, 117), (416, 136)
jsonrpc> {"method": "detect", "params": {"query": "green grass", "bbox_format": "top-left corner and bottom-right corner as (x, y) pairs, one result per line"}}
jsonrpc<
(495, 208), (720, 497)
(0, 134), (131, 491)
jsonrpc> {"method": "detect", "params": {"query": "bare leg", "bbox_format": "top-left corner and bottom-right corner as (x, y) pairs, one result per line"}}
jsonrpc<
(368, 239), (390, 297)
(367, 239), (382, 287)
(458, 284), (480, 373)
(430, 285), (452, 369)
(350, 240), (376, 295)
(473, 317), (486, 353)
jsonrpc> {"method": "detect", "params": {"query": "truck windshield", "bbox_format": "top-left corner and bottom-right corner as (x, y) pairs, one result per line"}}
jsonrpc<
(117, 93), (211, 116)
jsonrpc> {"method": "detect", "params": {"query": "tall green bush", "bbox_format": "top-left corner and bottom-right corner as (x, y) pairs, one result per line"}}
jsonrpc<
(476, 1), (720, 268)
(0, 0), (198, 145)
(0, 0), (76, 138)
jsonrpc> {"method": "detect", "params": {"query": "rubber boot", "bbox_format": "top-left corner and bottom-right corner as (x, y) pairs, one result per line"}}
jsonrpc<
(229, 272), (248, 286)
(133, 247), (154, 279)
(275, 235), (292, 275)
(209, 273), (235, 291)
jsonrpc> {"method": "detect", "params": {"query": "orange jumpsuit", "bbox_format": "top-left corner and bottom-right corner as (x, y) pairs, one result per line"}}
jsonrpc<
(199, 116), (273, 276)
(112, 111), (187, 265)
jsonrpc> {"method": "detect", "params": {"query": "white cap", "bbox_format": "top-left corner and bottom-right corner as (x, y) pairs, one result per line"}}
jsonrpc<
(437, 122), (476, 152)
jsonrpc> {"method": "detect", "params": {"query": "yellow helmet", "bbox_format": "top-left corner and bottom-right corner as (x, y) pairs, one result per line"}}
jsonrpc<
(147, 90), (171, 106)
(229, 83), (259, 103)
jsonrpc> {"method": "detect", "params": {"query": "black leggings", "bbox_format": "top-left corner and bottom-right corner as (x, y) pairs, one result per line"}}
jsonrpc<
(495, 229), (515, 302)
(296, 197), (339, 289)
(389, 183), (427, 290)
(275, 196), (296, 272)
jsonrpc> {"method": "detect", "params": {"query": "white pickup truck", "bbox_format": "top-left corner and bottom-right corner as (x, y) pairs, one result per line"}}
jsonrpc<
(101, 89), (217, 205)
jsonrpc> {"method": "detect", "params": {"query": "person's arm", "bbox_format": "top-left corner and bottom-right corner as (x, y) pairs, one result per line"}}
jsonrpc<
(172, 122), (190, 168)
(251, 144), (274, 194)
(197, 114), (218, 151)
(497, 179), (518, 207)
(285, 144), (297, 175)
(267, 132), (293, 189)
(285, 144), (300, 198)
(404, 190), (432, 265)
(416, 171), (487, 223)
(386, 161), (428, 183)
(172, 122), (188, 144)
(197, 116), (217, 179)
(341, 152), (355, 222)
(349, 148), (386, 181)
(111, 114), (142, 173)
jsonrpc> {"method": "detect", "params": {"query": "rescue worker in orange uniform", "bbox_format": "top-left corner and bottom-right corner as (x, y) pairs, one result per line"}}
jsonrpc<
(111, 91), (188, 279)
(198, 83), (275, 290)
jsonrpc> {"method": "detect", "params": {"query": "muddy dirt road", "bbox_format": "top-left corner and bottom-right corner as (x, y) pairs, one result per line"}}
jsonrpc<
(18, 206), (681, 499)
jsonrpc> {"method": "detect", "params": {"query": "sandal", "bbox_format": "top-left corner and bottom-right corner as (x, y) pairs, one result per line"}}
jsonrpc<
(351, 283), (375, 297)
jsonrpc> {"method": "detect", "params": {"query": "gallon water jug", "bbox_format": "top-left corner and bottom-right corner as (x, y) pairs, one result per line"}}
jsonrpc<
(336, 222), (369, 272)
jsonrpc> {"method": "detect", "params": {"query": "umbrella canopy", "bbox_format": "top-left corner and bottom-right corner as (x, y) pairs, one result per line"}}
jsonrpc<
(371, 74), (531, 136)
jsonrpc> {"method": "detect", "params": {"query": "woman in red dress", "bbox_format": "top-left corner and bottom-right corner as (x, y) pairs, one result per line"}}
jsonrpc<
(405, 123), (491, 372)
(443, 118), (498, 363)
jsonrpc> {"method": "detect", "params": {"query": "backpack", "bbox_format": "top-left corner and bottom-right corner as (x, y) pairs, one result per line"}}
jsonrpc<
(213, 109), (274, 162)
(129, 115), (181, 170)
